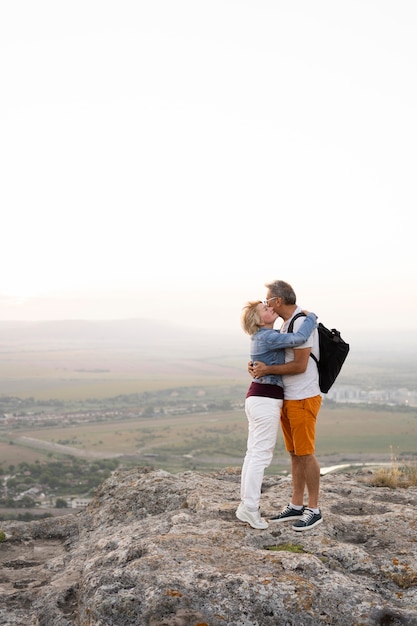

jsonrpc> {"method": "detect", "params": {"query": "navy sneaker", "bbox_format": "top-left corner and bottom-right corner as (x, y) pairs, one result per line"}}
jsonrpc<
(269, 504), (305, 523)
(292, 508), (323, 531)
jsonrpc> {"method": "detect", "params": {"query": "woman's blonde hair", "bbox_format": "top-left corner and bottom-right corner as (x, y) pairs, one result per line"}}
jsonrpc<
(241, 300), (262, 336)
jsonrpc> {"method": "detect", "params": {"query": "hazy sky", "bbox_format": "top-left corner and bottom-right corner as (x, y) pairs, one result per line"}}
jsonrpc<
(1, 1), (416, 333)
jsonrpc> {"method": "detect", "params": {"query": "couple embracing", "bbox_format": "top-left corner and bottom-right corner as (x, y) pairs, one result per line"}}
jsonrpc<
(236, 279), (323, 532)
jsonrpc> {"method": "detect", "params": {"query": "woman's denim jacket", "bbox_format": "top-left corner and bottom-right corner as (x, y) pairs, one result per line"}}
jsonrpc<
(250, 312), (317, 387)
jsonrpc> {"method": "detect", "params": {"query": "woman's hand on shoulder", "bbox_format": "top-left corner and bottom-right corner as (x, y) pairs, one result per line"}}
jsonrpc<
(302, 309), (318, 320)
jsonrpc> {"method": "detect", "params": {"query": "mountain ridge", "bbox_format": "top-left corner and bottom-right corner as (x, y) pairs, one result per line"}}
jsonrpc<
(0, 318), (415, 356)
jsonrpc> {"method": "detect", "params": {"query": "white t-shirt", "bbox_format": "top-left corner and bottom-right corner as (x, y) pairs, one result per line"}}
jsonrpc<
(281, 306), (320, 400)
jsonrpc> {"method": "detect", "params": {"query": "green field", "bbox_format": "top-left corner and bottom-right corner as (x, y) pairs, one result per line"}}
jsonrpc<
(2, 405), (416, 474)
(0, 347), (248, 400)
(1, 335), (416, 474)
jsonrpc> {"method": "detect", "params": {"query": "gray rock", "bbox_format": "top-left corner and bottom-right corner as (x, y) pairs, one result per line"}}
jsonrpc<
(1, 466), (417, 625)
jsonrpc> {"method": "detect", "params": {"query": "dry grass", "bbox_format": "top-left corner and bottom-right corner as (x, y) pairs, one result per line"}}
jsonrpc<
(370, 447), (417, 488)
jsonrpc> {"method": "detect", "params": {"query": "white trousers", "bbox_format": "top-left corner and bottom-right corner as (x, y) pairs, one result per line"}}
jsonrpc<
(240, 395), (283, 511)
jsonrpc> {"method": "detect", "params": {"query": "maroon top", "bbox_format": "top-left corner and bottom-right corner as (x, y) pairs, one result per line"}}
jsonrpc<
(246, 381), (284, 400)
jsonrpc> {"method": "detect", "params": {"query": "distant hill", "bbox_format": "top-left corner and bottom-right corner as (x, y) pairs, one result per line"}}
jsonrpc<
(0, 319), (246, 358)
(0, 319), (415, 360)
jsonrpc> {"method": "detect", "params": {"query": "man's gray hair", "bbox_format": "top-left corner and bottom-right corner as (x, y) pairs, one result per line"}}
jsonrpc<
(265, 280), (296, 305)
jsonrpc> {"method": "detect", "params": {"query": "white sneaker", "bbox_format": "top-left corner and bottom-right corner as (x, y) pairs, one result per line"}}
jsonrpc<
(236, 503), (269, 529)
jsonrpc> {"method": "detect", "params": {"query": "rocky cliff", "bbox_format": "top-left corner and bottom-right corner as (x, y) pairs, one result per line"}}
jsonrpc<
(1, 466), (417, 625)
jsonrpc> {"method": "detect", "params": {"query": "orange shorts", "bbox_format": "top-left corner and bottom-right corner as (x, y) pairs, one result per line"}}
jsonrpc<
(280, 395), (322, 456)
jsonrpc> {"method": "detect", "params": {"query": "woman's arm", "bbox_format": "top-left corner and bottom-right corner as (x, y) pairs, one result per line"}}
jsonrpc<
(264, 312), (317, 348)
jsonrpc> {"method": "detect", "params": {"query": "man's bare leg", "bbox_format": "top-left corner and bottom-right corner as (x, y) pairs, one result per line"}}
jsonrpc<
(290, 452), (306, 506)
(290, 453), (320, 509)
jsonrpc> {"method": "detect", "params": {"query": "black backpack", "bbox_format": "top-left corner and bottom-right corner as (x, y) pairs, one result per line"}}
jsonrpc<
(288, 313), (350, 394)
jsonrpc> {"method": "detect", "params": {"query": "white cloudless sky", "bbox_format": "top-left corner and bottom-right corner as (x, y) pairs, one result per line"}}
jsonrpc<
(1, 1), (416, 333)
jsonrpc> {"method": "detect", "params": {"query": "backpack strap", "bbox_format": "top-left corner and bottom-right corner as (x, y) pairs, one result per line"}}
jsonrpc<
(287, 312), (306, 333)
(287, 312), (318, 365)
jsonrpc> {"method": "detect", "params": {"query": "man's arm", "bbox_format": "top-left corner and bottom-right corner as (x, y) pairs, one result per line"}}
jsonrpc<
(251, 347), (311, 378)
